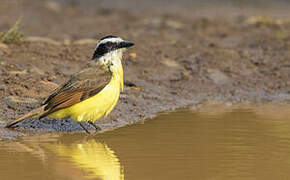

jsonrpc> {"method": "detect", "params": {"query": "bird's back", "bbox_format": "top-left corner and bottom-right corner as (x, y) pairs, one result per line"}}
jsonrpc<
(47, 62), (123, 123)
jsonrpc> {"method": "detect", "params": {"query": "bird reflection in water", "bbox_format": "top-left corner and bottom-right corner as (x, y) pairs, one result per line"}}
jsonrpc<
(51, 138), (125, 180)
(0, 135), (124, 180)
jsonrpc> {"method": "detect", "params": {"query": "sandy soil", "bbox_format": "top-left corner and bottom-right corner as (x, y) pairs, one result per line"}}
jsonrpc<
(1, 0), (290, 139)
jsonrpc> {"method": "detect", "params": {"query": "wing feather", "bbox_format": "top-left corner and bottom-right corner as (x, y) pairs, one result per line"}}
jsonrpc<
(40, 62), (112, 118)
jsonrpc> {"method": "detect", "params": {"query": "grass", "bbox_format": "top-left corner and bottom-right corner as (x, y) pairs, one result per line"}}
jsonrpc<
(0, 20), (24, 44)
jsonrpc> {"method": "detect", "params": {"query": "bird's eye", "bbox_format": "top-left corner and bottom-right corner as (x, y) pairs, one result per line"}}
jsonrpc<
(96, 44), (107, 54)
(92, 41), (119, 60)
(105, 42), (114, 49)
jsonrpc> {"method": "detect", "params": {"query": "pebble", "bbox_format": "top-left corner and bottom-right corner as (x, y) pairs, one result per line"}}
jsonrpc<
(129, 53), (137, 60)
(207, 69), (230, 84)
(161, 58), (181, 68)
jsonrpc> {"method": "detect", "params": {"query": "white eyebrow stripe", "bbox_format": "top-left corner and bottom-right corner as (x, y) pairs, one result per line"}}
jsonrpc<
(98, 37), (123, 45)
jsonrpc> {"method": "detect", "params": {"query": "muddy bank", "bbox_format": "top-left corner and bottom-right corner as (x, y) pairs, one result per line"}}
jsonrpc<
(1, 0), (290, 139)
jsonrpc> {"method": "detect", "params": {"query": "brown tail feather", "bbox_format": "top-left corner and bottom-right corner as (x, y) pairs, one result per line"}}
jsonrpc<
(5, 106), (46, 128)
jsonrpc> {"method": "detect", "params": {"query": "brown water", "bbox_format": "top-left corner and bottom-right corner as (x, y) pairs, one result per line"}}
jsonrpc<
(1, 104), (290, 180)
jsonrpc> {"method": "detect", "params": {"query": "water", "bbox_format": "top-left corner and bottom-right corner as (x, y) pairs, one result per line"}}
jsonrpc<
(1, 104), (290, 180)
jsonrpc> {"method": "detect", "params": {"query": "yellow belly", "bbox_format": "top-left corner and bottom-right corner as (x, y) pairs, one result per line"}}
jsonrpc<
(47, 76), (121, 123)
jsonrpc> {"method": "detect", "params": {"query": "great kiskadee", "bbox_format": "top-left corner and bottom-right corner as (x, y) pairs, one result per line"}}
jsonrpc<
(5, 35), (134, 133)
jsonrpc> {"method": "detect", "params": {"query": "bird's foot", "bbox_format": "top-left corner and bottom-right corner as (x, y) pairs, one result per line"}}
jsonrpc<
(88, 121), (101, 132)
(78, 122), (91, 134)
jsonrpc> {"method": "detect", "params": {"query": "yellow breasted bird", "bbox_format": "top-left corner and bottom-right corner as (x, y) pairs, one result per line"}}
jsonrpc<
(5, 35), (134, 133)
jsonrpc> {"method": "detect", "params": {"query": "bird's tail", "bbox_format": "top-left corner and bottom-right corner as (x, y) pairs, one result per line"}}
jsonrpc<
(5, 106), (46, 128)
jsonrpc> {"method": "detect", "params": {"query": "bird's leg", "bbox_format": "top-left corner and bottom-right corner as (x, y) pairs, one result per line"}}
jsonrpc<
(78, 122), (91, 134)
(88, 121), (101, 132)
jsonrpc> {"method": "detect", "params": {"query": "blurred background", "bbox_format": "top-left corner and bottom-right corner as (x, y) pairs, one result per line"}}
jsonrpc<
(1, 0), (290, 39)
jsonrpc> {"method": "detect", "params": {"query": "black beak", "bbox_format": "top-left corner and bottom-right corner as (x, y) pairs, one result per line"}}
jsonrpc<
(119, 41), (134, 48)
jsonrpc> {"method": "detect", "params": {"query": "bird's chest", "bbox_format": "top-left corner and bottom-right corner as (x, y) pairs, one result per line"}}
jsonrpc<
(65, 78), (120, 122)
(62, 64), (124, 122)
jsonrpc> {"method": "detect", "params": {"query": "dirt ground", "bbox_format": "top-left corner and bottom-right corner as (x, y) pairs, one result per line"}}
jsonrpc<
(1, 0), (290, 139)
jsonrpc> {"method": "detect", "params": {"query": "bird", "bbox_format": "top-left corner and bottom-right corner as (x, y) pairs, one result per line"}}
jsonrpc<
(51, 139), (124, 180)
(5, 35), (134, 134)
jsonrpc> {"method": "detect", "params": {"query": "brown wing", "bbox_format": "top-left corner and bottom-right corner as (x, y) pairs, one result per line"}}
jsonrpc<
(40, 62), (112, 118)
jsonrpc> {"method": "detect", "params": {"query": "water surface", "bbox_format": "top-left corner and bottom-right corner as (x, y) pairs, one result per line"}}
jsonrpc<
(1, 104), (290, 180)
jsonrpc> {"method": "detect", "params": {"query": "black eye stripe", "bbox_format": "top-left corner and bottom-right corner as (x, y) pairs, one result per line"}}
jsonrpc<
(92, 42), (119, 59)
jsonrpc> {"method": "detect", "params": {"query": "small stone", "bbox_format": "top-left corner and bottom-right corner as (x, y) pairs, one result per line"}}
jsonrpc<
(207, 69), (230, 84)
(161, 58), (181, 68)
(129, 53), (137, 60)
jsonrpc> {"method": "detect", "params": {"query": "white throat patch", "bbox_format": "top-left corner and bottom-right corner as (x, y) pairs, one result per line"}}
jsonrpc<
(99, 49), (123, 66)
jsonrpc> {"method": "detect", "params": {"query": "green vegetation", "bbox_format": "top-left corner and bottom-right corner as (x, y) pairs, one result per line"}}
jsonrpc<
(0, 20), (24, 44)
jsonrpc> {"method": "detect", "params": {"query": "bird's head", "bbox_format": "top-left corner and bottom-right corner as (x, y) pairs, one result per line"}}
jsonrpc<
(92, 35), (134, 64)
